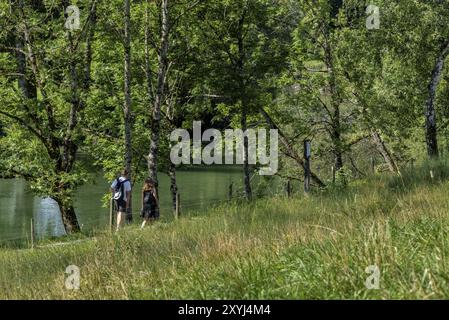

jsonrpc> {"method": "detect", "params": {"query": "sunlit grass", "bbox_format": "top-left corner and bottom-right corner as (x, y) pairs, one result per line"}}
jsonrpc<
(1, 160), (449, 299)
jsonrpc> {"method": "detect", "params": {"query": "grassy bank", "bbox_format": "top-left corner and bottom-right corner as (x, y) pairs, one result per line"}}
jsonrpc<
(1, 161), (449, 299)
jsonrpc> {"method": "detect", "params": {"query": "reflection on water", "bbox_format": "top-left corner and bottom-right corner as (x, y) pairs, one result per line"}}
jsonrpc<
(33, 198), (65, 240)
(0, 167), (243, 243)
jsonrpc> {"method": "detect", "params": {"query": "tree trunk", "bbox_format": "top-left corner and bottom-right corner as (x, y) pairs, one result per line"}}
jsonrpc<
(56, 9), (82, 234)
(123, 0), (133, 223)
(16, 36), (29, 98)
(56, 196), (80, 234)
(83, 1), (96, 91)
(241, 106), (252, 200)
(425, 39), (449, 158)
(371, 130), (399, 173)
(167, 99), (179, 212)
(327, 45), (344, 171)
(168, 161), (178, 212)
(60, 0), (96, 232)
(62, 46), (79, 174)
(15, 5), (37, 100)
(145, 1), (153, 102)
(237, 8), (252, 201)
(148, 0), (169, 211)
(11, 0), (91, 234)
(331, 107), (344, 171)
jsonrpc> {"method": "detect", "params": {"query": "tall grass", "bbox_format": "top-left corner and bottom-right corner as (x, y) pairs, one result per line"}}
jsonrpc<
(1, 160), (449, 299)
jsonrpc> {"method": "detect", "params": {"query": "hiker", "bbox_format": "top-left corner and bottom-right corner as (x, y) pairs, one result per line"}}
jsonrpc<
(111, 169), (132, 232)
(140, 178), (159, 229)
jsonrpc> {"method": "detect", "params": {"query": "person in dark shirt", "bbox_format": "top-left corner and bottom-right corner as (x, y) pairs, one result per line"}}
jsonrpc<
(140, 179), (159, 229)
(110, 169), (132, 232)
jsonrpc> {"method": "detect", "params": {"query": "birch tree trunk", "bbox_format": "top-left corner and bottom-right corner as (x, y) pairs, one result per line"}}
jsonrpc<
(123, 0), (133, 222)
(166, 86), (179, 213)
(168, 161), (178, 212)
(425, 39), (449, 158)
(237, 8), (252, 201)
(148, 0), (170, 213)
(241, 104), (252, 200)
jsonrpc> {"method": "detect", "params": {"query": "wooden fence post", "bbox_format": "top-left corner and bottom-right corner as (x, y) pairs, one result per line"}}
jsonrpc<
(109, 198), (114, 233)
(175, 193), (180, 219)
(331, 166), (336, 184)
(228, 182), (233, 201)
(304, 140), (311, 193)
(30, 218), (35, 249)
(286, 179), (292, 197)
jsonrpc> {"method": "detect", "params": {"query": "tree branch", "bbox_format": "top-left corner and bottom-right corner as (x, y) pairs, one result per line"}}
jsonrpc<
(0, 109), (48, 147)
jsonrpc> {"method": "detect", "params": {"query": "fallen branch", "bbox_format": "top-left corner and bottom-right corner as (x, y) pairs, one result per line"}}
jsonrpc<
(259, 107), (326, 188)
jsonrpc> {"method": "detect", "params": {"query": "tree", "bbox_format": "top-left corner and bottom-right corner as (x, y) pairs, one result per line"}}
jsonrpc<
(147, 0), (170, 206)
(288, 0), (357, 173)
(0, 0), (97, 233)
(425, 38), (449, 157)
(372, 0), (449, 159)
(196, 0), (294, 199)
(123, 0), (133, 222)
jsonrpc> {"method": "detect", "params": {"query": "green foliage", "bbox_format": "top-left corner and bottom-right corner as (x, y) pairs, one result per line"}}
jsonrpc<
(2, 1), (449, 233)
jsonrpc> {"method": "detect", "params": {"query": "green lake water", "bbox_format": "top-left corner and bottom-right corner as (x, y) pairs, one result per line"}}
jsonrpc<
(0, 167), (245, 244)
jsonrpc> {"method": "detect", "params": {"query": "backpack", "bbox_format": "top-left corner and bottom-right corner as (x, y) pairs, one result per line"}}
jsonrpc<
(113, 178), (129, 201)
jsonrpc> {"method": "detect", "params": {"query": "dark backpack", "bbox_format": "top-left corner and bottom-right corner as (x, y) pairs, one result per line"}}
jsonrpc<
(113, 178), (129, 201)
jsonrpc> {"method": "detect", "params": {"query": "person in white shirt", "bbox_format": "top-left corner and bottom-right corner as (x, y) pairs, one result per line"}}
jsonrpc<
(110, 169), (132, 232)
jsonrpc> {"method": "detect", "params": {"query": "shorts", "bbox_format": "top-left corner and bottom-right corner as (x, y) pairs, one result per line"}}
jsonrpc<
(114, 199), (127, 213)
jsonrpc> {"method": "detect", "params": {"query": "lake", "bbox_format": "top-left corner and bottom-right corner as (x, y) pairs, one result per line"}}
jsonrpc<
(0, 167), (245, 245)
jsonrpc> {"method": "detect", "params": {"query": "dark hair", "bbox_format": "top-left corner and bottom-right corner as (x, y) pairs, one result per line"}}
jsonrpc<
(142, 179), (154, 192)
(121, 169), (129, 176)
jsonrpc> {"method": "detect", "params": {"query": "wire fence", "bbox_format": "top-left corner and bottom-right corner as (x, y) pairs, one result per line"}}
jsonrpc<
(0, 176), (294, 248)
(0, 235), (30, 244)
